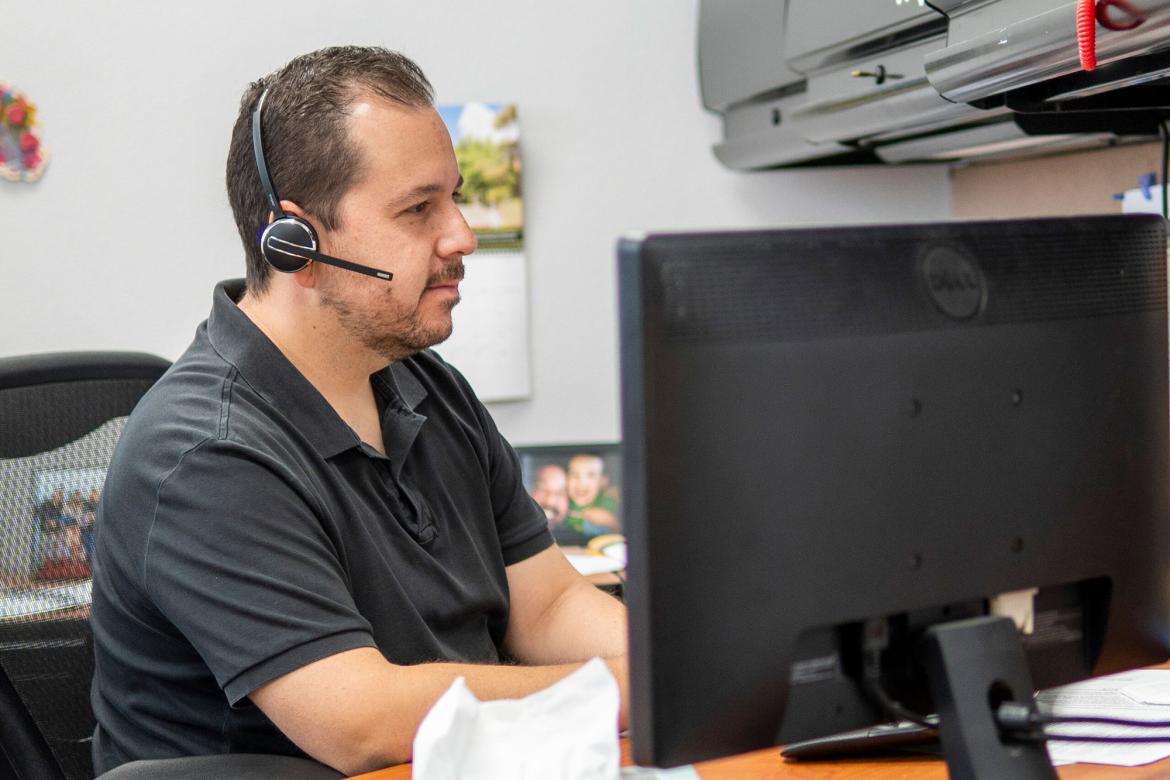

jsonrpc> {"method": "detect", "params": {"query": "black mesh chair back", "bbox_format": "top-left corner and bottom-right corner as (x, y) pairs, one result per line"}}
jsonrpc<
(0, 352), (170, 780)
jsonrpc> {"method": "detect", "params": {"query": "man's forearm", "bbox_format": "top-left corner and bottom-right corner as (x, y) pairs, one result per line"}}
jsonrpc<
(252, 647), (627, 775)
(258, 546), (635, 775)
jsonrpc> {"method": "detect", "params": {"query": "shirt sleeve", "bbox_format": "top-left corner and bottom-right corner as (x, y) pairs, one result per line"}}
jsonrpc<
(143, 438), (376, 704)
(489, 429), (556, 566)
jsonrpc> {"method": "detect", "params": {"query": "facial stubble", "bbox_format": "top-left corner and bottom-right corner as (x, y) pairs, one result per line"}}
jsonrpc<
(318, 265), (463, 361)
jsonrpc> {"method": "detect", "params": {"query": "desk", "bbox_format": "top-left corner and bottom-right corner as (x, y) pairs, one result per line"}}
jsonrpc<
(349, 737), (1170, 779)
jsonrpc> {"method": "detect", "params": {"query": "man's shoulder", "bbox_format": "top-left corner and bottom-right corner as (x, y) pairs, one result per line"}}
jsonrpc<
(113, 333), (279, 474)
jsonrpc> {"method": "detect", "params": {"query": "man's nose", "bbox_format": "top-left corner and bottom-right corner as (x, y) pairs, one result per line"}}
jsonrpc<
(439, 208), (478, 258)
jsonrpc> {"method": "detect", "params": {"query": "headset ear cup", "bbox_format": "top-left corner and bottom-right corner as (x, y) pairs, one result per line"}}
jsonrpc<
(261, 216), (319, 273)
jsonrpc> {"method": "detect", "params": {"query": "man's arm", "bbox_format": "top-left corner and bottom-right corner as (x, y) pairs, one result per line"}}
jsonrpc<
(250, 547), (628, 775)
(502, 544), (627, 665)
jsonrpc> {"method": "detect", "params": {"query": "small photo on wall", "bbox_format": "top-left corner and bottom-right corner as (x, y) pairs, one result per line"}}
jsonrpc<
(518, 444), (622, 547)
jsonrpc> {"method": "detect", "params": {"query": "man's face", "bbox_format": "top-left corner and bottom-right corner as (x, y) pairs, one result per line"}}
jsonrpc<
(314, 95), (478, 360)
(566, 456), (606, 507)
(531, 465), (568, 525)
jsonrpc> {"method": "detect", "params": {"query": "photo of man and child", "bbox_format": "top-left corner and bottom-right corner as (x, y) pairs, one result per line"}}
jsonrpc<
(520, 446), (622, 548)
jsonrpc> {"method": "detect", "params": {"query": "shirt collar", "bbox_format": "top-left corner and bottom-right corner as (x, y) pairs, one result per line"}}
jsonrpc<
(382, 361), (428, 412)
(372, 367), (428, 478)
(205, 279), (428, 461)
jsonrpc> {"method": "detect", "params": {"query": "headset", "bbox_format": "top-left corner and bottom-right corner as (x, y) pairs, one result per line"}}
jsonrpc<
(250, 88), (393, 282)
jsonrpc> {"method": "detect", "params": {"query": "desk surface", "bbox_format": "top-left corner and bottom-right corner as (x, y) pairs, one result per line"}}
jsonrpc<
(350, 737), (1170, 779)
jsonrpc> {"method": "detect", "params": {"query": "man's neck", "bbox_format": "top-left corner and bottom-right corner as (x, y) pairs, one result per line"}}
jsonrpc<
(237, 288), (388, 452)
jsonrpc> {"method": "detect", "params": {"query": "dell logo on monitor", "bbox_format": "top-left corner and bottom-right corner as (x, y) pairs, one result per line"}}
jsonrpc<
(922, 245), (986, 320)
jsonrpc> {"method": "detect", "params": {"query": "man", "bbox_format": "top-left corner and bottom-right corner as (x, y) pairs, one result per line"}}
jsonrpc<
(90, 46), (627, 776)
(530, 463), (569, 528)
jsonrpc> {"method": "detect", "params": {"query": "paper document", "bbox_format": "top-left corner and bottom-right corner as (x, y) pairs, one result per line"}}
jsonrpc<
(1037, 669), (1170, 767)
(1120, 183), (1167, 215)
(565, 553), (624, 577)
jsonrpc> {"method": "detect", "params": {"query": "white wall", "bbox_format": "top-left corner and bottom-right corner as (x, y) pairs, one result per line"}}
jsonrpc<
(0, 1), (951, 445)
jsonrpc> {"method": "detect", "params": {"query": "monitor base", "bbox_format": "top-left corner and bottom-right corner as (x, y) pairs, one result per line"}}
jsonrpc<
(781, 719), (940, 761)
(923, 615), (1057, 780)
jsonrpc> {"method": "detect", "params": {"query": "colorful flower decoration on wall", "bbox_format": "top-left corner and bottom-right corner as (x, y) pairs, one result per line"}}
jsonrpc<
(0, 84), (49, 183)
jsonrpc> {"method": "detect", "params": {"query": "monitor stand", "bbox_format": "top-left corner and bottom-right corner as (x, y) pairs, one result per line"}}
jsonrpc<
(783, 615), (1057, 779)
(922, 615), (1057, 780)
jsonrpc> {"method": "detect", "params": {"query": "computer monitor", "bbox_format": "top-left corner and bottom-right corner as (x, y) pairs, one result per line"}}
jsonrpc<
(618, 215), (1170, 776)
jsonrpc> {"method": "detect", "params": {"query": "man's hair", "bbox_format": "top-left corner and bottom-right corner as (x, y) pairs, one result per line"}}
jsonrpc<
(225, 46), (434, 294)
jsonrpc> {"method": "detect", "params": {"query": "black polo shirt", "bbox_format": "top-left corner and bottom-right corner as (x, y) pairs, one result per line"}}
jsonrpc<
(90, 279), (553, 773)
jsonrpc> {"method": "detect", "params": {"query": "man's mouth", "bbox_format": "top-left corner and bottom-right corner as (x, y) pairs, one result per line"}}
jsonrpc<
(427, 263), (465, 289)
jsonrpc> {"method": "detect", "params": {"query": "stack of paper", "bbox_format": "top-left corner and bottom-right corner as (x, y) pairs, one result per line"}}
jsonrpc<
(1037, 669), (1170, 767)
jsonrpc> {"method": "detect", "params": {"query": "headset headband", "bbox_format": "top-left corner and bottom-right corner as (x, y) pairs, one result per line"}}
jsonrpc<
(251, 88), (284, 218)
(248, 85), (394, 282)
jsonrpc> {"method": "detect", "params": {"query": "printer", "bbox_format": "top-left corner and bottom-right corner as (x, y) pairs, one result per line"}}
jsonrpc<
(700, 0), (1170, 168)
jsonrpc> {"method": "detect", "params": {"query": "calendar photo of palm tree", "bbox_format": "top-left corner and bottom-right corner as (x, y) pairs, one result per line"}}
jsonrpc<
(438, 102), (523, 250)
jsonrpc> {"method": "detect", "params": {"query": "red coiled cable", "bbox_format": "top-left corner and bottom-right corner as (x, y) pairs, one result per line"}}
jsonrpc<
(1078, 0), (1098, 71)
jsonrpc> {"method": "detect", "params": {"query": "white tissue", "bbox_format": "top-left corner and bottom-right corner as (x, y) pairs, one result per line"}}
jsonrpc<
(412, 657), (621, 780)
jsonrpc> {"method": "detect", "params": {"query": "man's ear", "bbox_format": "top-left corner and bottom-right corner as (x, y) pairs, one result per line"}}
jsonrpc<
(273, 200), (321, 290)
(278, 200), (315, 226)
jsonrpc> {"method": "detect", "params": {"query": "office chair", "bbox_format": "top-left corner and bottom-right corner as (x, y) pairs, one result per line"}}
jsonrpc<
(0, 351), (172, 780)
(0, 352), (347, 780)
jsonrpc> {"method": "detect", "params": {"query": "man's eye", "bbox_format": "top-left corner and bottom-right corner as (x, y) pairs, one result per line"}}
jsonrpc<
(453, 190), (465, 203)
(409, 201), (429, 214)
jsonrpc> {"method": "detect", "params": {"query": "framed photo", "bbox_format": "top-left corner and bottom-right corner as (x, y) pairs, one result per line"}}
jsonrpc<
(29, 465), (105, 582)
(517, 444), (622, 547)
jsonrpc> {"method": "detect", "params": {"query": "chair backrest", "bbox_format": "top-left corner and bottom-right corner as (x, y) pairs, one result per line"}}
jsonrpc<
(0, 352), (170, 780)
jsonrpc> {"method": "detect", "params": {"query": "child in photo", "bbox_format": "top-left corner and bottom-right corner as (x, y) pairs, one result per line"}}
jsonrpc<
(562, 453), (620, 541)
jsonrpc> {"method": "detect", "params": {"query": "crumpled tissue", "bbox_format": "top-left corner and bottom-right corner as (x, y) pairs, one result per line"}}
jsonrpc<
(412, 656), (621, 780)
